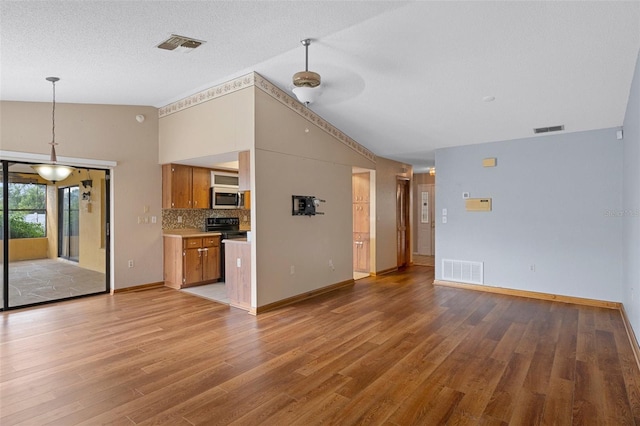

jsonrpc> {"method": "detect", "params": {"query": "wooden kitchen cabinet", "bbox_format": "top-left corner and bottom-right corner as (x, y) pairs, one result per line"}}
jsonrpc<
(353, 204), (369, 233)
(352, 172), (371, 272)
(162, 164), (211, 209)
(191, 167), (211, 209)
(163, 235), (220, 289)
(352, 172), (370, 202)
(353, 233), (370, 272)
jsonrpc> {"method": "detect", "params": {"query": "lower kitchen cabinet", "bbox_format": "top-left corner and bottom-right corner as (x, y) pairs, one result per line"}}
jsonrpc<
(164, 234), (221, 289)
(223, 239), (251, 311)
(353, 233), (370, 272)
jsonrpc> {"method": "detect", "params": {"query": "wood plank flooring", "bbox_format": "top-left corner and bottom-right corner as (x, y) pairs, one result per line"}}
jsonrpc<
(1, 265), (639, 425)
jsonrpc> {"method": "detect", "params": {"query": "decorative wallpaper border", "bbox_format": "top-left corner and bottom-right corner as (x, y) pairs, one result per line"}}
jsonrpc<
(158, 74), (256, 118)
(158, 72), (376, 163)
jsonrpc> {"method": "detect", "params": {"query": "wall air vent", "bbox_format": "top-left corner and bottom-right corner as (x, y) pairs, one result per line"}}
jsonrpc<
(157, 34), (205, 52)
(534, 125), (565, 134)
(441, 259), (484, 285)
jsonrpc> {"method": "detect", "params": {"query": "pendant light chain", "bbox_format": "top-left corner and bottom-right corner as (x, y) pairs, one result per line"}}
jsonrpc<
(32, 76), (74, 182)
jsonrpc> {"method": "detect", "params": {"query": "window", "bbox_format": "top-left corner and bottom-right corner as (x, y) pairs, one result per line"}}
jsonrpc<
(0, 182), (47, 239)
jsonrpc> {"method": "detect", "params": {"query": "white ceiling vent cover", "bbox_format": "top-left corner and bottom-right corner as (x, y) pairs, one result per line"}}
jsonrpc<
(441, 259), (484, 285)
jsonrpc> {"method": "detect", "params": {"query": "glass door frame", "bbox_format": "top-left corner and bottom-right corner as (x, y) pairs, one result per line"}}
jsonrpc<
(0, 160), (111, 311)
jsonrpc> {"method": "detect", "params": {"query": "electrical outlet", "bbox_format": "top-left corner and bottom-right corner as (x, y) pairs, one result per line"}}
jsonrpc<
(151, 216), (157, 224)
(290, 265), (295, 275)
(128, 260), (134, 268)
(177, 216), (183, 223)
(236, 258), (242, 268)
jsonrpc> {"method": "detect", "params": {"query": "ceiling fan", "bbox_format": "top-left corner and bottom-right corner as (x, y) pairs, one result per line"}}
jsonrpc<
(292, 39), (322, 105)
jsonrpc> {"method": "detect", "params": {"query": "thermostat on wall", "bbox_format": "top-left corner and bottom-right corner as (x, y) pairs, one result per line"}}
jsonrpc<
(462, 192), (470, 199)
(466, 198), (492, 211)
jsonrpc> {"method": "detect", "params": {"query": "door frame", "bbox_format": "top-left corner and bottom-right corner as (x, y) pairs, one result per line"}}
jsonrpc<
(0, 159), (112, 310)
(396, 177), (411, 269)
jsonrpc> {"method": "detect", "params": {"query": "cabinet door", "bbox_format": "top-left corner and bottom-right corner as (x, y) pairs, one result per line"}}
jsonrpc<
(183, 248), (203, 285)
(352, 172), (370, 202)
(354, 233), (370, 272)
(170, 164), (192, 208)
(202, 246), (220, 281)
(192, 167), (211, 209)
(353, 204), (369, 233)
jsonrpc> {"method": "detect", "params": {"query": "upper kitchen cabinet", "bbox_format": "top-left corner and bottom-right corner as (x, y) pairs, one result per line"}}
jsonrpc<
(238, 150), (250, 192)
(353, 172), (370, 203)
(162, 164), (211, 209)
(191, 167), (211, 209)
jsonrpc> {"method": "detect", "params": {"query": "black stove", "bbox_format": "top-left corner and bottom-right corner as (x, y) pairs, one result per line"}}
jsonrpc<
(206, 217), (247, 281)
(206, 217), (241, 233)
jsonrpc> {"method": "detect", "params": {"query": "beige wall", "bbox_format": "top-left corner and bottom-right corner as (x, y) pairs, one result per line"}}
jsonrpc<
(254, 88), (377, 306)
(1, 101), (162, 290)
(158, 87), (255, 163)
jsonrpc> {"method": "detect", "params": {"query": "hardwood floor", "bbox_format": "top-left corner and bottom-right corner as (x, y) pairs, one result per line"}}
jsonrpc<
(1, 265), (639, 425)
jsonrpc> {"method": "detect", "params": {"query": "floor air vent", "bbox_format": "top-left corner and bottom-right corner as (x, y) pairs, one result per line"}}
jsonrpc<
(441, 259), (484, 285)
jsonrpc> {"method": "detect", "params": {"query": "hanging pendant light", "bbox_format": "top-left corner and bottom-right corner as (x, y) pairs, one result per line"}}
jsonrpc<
(32, 77), (74, 183)
(292, 39), (322, 105)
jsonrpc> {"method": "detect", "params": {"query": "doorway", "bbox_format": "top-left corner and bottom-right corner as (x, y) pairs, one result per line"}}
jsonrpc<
(416, 183), (435, 255)
(352, 169), (373, 280)
(413, 173), (435, 267)
(396, 178), (410, 269)
(0, 161), (110, 309)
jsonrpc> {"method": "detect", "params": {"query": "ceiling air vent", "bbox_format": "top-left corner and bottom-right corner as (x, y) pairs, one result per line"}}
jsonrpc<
(157, 34), (205, 52)
(534, 125), (565, 134)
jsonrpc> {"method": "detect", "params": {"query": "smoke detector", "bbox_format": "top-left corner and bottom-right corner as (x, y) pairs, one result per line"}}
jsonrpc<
(157, 34), (205, 52)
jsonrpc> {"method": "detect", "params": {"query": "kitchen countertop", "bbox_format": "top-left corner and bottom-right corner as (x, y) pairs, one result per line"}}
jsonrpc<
(163, 229), (222, 238)
(222, 238), (250, 244)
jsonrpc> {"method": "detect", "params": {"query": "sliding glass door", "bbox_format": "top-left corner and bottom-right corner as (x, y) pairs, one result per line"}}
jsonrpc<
(0, 160), (110, 310)
(58, 186), (80, 261)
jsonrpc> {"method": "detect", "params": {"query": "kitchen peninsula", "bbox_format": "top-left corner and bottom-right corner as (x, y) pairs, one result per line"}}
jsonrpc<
(223, 238), (251, 310)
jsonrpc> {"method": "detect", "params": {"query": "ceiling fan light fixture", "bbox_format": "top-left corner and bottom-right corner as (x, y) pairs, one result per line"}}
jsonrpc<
(292, 86), (322, 105)
(293, 70), (321, 88)
(31, 76), (75, 183)
(292, 38), (321, 105)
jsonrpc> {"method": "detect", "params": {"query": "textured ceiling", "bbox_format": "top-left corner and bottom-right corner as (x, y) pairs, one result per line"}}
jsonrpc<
(1, 1), (639, 171)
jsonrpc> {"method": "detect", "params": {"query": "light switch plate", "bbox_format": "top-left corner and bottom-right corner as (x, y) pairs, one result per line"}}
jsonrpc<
(442, 208), (448, 216)
(442, 216), (448, 224)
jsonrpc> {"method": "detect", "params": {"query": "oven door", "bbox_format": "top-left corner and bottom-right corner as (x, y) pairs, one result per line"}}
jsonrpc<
(211, 187), (238, 209)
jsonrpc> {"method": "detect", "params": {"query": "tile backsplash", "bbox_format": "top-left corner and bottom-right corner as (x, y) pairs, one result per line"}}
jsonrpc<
(163, 209), (251, 231)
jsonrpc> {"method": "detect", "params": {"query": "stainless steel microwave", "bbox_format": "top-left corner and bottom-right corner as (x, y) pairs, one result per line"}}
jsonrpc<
(211, 187), (239, 209)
